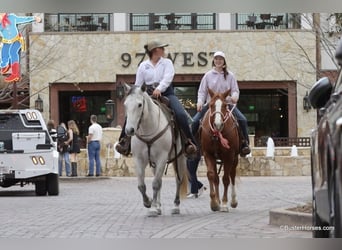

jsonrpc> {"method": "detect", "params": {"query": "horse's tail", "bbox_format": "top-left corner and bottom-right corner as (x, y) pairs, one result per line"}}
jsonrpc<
(179, 166), (189, 200)
(174, 155), (189, 200)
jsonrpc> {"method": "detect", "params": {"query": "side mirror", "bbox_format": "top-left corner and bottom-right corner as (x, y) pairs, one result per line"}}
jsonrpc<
(308, 77), (332, 109)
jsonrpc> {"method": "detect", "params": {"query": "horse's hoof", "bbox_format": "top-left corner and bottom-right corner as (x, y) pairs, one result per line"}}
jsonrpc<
(157, 208), (162, 215)
(147, 208), (159, 217)
(171, 207), (180, 214)
(231, 201), (238, 208)
(210, 201), (220, 212)
(220, 206), (229, 212)
(143, 198), (152, 208)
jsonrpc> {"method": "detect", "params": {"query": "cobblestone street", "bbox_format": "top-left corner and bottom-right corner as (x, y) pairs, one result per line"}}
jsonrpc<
(0, 176), (312, 238)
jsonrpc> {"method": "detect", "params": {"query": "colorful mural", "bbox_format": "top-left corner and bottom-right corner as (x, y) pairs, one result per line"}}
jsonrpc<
(0, 13), (41, 83)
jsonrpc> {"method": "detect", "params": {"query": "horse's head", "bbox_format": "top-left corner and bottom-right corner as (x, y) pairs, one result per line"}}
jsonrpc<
(208, 88), (231, 132)
(124, 84), (148, 136)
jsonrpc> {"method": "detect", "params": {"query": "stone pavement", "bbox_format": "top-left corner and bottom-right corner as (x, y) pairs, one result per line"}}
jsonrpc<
(0, 176), (313, 238)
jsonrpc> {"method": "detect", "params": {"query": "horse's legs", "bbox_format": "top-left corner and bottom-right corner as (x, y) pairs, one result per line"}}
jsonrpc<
(135, 161), (151, 208)
(230, 156), (238, 208)
(220, 161), (230, 212)
(205, 155), (220, 211)
(147, 162), (165, 217)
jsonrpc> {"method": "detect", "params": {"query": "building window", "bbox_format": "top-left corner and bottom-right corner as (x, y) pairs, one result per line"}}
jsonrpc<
(44, 13), (111, 32)
(130, 13), (216, 31)
(59, 90), (111, 147)
(236, 13), (291, 30)
(239, 89), (288, 138)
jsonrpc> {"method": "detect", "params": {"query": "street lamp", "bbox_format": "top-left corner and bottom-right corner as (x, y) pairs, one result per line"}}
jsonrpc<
(116, 83), (125, 100)
(105, 99), (115, 126)
(35, 94), (43, 112)
(303, 91), (311, 112)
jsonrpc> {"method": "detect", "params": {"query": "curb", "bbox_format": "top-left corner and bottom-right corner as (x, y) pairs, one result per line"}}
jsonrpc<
(269, 207), (312, 227)
(59, 176), (111, 181)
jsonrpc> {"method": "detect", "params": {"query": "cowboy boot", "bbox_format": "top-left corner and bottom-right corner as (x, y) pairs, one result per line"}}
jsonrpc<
(240, 140), (251, 157)
(4, 62), (21, 83)
(115, 135), (131, 156)
(1, 64), (10, 75)
(71, 162), (78, 177)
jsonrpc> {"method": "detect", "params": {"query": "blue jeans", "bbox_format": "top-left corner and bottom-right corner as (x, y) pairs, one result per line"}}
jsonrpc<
(119, 86), (196, 145)
(88, 141), (101, 175)
(163, 87), (196, 144)
(186, 151), (203, 194)
(192, 104), (249, 144)
(58, 152), (71, 176)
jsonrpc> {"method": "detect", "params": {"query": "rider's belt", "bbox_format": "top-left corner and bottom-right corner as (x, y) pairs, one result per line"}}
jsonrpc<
(152, 82), (160, 88)
(2, 34), (26, 51)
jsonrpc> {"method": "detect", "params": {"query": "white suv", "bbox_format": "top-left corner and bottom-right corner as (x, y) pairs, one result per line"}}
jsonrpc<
(0, 109), (59, 195)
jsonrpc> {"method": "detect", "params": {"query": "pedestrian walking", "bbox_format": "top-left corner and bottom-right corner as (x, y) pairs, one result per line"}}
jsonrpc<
(187, 150), (206, 198)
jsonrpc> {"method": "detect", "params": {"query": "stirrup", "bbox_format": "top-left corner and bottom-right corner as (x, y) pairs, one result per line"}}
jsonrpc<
(240, 145), (251, 157)
(184, 140), (197, 158)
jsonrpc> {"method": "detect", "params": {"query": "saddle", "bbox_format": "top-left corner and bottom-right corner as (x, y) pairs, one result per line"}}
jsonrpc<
(151, 97), (189, 156)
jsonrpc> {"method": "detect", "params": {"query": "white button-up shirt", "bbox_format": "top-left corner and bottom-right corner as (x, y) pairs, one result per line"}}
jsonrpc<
(134, 57), (175, 93)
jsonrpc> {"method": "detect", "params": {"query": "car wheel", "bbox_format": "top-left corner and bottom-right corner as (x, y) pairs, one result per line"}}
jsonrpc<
(35, 178), (47, 196)
(332, 168), (342, 237)
(47, 173), (59, 196)
(312, 194), (330, 237)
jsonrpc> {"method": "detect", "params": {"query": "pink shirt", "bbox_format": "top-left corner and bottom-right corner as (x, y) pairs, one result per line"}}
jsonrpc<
(197, 68), (240, 106)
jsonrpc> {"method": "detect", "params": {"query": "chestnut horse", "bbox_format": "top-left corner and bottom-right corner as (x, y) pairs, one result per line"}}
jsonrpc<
(200, 88), (240, 212)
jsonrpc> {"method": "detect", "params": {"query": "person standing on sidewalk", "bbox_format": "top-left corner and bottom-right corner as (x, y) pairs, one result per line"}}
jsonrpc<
(57, 122), (71, 177)
(65, 120), (81, 177)
(86, 115), (103, 177)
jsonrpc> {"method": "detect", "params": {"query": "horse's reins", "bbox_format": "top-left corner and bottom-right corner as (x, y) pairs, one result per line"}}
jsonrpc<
(207, 103), (236, 175)
(208, 104), (236, 149)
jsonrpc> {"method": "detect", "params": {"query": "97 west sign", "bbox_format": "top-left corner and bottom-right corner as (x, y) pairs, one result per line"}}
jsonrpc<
(120, 51), (216, 68)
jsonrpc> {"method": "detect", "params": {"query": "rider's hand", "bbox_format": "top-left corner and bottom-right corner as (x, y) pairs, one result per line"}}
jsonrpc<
(197, 104), (202, 112)
(152, 89), (161, 98)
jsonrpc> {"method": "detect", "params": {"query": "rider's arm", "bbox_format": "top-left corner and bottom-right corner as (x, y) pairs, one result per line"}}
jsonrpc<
(227, 72), (240, 104)
(156, 58), (175, 93)
(197, 74), (209, 109)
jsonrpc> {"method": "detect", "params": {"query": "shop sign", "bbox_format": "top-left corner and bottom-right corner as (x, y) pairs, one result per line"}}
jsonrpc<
(120, 51), (216, 68)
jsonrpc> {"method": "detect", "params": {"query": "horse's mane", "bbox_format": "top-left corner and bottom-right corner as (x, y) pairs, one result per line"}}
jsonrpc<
(128, 85), (151, 101)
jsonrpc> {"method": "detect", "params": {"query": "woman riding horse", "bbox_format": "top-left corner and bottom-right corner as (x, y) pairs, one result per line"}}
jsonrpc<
(192, 51), (250, 156)
(201, 88), (240, 212)
(115, 41), (197, 158)
(187, 50), (250, 200)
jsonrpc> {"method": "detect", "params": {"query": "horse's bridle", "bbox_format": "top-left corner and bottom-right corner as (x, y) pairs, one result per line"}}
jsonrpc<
(134, 95), (179, 168)
(208, 103), (236, 133)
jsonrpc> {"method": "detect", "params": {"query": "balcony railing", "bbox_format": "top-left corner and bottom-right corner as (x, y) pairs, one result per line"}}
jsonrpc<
(236, 13), (290, 30)
(45, 13), (111, 32)
(130, 13), (216, 31)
